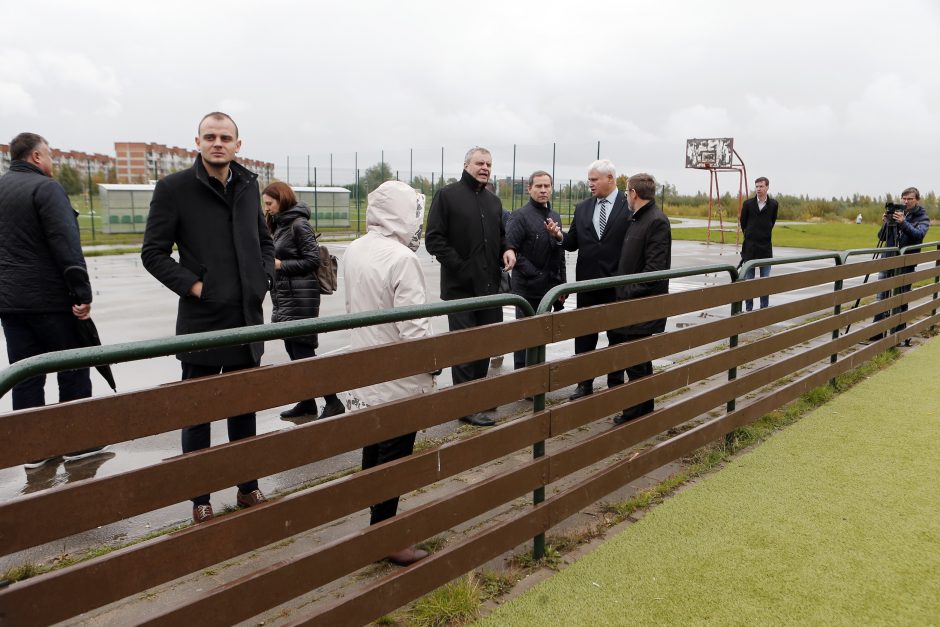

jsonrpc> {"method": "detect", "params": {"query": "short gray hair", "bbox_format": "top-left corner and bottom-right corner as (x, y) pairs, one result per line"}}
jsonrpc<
(588, 159), (616, 178)
(464, 146), (492, 165)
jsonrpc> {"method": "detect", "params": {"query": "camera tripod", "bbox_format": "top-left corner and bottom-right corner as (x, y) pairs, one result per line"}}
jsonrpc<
(843, 220), (900, 336)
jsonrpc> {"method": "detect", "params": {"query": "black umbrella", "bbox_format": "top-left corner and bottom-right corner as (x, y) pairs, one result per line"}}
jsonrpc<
(65, 266), (117, 392)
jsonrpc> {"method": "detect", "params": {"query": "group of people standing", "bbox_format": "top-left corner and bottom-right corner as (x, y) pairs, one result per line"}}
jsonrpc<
(427, 149), (673, 427)
(18, 111), (868, 568)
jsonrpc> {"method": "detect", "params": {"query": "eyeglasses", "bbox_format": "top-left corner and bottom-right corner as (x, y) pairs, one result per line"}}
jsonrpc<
(901, 197), (916, 202)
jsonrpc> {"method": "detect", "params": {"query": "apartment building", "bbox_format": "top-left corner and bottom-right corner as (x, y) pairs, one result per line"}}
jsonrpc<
(114, 142), (275, 185)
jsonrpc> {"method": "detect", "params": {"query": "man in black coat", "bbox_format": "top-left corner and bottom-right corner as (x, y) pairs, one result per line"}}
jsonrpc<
(546, 160), (631, 400)
(506, 170), (567, 370)
(739, 176), (778, 311)
(0, 132), (108, 467)
(142, 112), (275, 524)
(425, 147), (516, 427)
(613, 173), (672, 424)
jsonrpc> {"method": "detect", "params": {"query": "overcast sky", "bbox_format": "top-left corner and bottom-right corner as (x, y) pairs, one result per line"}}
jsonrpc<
(2, 0), (938, 198)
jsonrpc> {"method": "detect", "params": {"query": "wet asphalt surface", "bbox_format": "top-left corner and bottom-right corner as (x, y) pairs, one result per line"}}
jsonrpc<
(0, 229), (844, 565)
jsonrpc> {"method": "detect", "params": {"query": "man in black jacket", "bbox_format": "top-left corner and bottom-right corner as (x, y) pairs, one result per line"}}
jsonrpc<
(142, 112), (275, 523)
(546, 160), (631, 401)
(506, 170), (566, 370)
(0, 132), (107, 467)
(425, 146), (516, 427)
(739, 176), (778, 311)
(613, 173), (672, 424)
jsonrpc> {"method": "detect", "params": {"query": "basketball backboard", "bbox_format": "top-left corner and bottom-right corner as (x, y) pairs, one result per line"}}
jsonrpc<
(685, 138), (734, 169)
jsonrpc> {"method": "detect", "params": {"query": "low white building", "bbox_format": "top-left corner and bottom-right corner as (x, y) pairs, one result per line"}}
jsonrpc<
(97, 184), (351, 233)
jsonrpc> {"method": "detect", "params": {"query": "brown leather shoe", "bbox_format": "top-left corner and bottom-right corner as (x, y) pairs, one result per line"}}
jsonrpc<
(236, 488), (267, 508)
(192, 504), (214, 524)
(387, 546), (429, 566)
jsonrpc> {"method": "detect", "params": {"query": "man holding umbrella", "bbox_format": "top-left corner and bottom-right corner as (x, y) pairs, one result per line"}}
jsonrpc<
(0, 132), (108, 468)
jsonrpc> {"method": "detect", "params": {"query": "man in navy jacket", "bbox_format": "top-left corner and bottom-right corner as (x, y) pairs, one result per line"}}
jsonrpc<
(506, 171), (567, 370)
(871, 186), (930, 343)
(0, 132), (109, 467)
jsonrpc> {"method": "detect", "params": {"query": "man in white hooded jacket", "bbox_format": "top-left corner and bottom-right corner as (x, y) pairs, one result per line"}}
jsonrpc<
(344, 180), (433, 566)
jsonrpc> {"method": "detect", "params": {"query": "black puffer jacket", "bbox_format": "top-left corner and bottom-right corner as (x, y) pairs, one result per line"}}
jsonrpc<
(271, 203), (321, 345)
(0, 161), (92, 313)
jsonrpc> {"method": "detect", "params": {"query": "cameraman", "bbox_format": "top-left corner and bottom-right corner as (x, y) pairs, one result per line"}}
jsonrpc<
(871, 187), (929, 343)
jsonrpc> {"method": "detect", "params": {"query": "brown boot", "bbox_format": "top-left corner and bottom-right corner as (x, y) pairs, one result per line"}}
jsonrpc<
(192, 504), (214, 524)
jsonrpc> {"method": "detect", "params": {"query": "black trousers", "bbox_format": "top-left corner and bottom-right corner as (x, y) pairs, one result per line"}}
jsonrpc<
(447, 306), (503, 385)
(513, 297), (564, 370)
(574, 288), (627, 388)
(622, 337), (655, 419)
(181, 361), (259, 505)
(1, 312), (91, 411)
(874, 266), (914, 334)
(361, 431), (418, 525)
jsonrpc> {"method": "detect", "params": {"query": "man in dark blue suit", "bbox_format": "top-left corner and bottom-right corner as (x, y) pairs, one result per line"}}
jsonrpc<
(546, 160), (631, 400)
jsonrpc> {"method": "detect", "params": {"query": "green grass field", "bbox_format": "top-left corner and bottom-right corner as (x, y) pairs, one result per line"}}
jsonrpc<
(479, 340), (940, 625)
(672, 222), (898, 251)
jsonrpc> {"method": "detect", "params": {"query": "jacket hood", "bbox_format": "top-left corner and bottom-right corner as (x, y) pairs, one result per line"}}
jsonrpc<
(275, 202), (312, 225)
(367, 181), (425, 247)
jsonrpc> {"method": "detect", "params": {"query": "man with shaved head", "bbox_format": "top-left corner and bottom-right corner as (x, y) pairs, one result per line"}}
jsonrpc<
(142, 112), (275, 524)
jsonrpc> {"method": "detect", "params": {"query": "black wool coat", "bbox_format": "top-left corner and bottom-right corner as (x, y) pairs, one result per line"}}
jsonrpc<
(271, 203), (321, 347)
(425, 169), (507, 300)
(141, 157), (275, 366)
(0, 161), (92, 312)
(739, 195), (778, 263)
(615, 200), (672, 336)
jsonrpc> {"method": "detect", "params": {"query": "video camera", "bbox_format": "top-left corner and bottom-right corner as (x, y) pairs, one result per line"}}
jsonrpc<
(884, 201), (905, 217)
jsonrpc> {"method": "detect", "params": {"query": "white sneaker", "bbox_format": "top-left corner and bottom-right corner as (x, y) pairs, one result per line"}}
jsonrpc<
(63, 446), (110, 462)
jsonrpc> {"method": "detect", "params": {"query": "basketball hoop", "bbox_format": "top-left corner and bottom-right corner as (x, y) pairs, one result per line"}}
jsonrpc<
(684, 138), (747, 246)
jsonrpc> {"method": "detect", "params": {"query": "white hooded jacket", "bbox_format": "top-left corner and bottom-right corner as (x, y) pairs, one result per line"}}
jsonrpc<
(344, 181), (434, 408)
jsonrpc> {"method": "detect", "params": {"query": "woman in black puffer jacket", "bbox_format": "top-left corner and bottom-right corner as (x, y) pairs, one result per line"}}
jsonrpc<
(263, 182), (345, 421)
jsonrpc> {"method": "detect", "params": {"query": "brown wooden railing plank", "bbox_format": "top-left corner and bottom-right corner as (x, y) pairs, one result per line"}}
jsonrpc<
(0, 412), (551, 626)
(0, 316), (552, 467)
(0, 366), (547, 555)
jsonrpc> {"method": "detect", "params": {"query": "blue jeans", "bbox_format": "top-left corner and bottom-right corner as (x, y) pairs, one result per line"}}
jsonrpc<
(1, 312), (91, 410)
(743, 265), (771, 311)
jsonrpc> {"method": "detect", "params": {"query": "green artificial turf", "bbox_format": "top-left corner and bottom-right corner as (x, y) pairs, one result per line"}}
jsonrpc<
(480, 341), (940, 625)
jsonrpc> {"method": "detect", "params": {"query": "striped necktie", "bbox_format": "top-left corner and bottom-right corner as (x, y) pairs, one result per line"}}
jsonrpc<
(598, 199), (609, 237)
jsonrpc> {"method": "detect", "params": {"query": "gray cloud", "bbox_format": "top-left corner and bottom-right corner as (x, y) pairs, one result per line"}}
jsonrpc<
(2, 0), (938, 198)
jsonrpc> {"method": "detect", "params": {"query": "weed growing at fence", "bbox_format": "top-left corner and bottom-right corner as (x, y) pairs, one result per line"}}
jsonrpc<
(408, 573), (482, 626)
